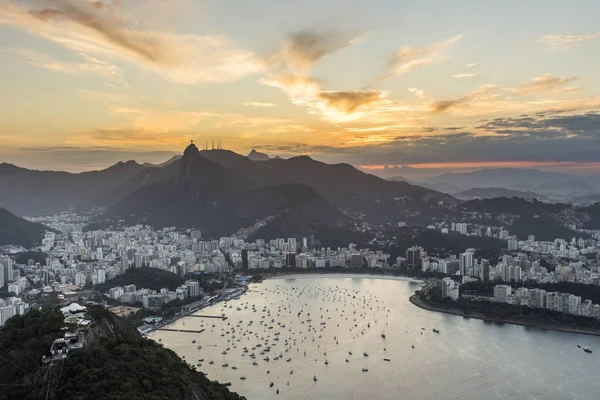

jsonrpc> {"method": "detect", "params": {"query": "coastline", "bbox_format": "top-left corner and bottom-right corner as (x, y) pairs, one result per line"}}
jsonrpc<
(266, 272), (423, 283)
(409, 291), (600, 338)
(141, 286), (248, 335)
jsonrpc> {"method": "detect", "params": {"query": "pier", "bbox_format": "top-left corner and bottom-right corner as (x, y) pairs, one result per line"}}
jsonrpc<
(156, 328), (206, 334)
(186, 315), (228, 320)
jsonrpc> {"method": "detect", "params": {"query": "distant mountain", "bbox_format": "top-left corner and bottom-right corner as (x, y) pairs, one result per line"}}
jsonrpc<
(0, 160), (145, 216)
(91, 143), (453, 240)
(454, 187), (541, 200)
(0, 207), (50, 247)
(431, 168), (600, 196)
(142, 154), (181, 168)
(247, 149), (270, 161)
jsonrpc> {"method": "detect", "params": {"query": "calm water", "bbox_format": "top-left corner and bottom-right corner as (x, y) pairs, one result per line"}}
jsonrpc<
(148, 275), (600, 400)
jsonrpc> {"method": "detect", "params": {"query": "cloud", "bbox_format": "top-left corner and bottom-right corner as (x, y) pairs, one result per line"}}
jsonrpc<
(407, 87), (425, 99)
(1, 0), (264, 84)
(452, 73), (475, 79)
(506, 74), (584, 94)
(317, 90), (386, 113)
(26, 0), (166, 63)
(108, 107), (140, 114)
(5, 48), (125, 83)
(430, 97), (469, 113)
(386, 34), (465, 77)
(243, 102), (275, 108)
(268, 22), (362, 74)
(466, 62), (479, 68)
(539, 32), (600, 50)
(261, 75), (417, 123)
(428, 84), (500, 114)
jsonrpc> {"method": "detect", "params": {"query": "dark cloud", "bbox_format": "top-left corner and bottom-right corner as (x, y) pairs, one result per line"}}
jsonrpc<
(317, 90), (383, 113)
(430, 96), (469, 113)
(28, 0), (168, 63)
(269, 21), (362, 72)
(255, 112), (600, 166)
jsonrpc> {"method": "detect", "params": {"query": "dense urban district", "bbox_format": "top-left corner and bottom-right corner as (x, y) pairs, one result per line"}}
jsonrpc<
(2, 148), (600, 398)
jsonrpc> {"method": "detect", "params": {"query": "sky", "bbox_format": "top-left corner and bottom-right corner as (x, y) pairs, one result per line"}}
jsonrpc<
(1, 0), (600, 175)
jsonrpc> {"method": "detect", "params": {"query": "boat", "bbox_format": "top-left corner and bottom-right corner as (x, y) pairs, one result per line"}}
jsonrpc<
(411, 345), (415, 349)
(209, 361), (214, 365)
(363, 352), (369, 357)
(222, 363), (229, 367)
(348, 351), (352, 355)
(313, 375), (317, 382)
(345, 358), (349, 362)
(362, 368), (369, 372)
(270, 382), (274, 387)
(222, 382), (232, 387)
(240, 376), (246, 380)
(381, 333), (386, 339)
(577, 344), (581, 348)
(192, 339), (196, 344)
(583, 347), (592, 353)
(252, 361), (258, 366)
(231, 366), (237, 370)
(432, 328), (440, 333)
(324, 360), (329, 365)
(383, 358), (391, 362)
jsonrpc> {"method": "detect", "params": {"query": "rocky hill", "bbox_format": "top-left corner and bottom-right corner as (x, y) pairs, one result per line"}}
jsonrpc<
(0, 307), (244, 400)
(0, 207), (51, 247)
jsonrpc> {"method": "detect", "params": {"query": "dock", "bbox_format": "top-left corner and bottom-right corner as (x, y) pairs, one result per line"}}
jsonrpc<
(186, 315), (228, 320)
(156, 328), (206, 334)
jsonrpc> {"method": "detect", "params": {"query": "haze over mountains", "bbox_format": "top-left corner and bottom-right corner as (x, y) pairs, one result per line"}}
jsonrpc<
(389, 167), (600, 202)
(3, 144), (600, 247)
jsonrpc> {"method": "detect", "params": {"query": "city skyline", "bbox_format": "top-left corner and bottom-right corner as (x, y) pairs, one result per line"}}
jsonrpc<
(1, 0), (600, 173)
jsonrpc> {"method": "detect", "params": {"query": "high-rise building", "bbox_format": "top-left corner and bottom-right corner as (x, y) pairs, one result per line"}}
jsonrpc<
(242, 249), (249, 269)
(459, 250), (474, 276)
(97, 269), (106, 284)
(481, 259), (490, 282)
(121, 257), (129, 274)
(351, 254), (363, 269)
(493, 285), (512, 303)
(406, 246), (422, 270)
(530, 289), (547, 309)
(508, 238), (519, 251)
(0, 261), (4, 289)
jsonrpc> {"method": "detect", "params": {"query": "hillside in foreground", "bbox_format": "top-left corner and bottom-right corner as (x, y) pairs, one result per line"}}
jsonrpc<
(0, 307), (244, 400)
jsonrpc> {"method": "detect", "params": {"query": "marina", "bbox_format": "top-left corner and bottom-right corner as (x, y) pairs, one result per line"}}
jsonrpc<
(149, 275), (600, 400)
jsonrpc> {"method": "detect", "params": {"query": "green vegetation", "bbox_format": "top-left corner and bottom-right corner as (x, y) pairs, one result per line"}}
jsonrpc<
(0, 309), (65, 400)
(0, 307), (245, 400)
(96, 267), (184, 293)
(15, 250), (48, 265)
(385, 228), (505, 260)
(0, 207), (50, 247)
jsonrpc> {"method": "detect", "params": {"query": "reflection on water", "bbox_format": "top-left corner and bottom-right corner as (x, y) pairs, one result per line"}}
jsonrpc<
(148, 275), (600, 400)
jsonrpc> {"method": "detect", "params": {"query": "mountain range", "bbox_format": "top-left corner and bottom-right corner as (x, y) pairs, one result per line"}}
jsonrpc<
(90, 142), (451, 242)
(424, 168), (600, 196)
(3, 145), (600, 247)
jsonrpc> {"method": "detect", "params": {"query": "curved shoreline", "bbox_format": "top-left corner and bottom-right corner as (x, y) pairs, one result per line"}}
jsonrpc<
(409, 292), (600, 338)
(265, 272), (423, 283)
